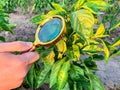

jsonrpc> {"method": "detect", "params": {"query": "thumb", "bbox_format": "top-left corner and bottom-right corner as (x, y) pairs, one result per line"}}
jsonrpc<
(18, 51), (40, 65)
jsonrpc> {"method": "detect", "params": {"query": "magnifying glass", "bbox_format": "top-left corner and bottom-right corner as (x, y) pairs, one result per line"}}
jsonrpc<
(31, 15), (66, 50)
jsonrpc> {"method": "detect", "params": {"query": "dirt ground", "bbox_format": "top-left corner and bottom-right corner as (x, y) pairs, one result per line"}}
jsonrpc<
(1, 12), (120, 90)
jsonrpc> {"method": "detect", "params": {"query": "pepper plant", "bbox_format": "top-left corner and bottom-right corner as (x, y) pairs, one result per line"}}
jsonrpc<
(0, 0), (15, 42)
(2, 0), (77, 14)
(24, 0), (120, 90)
(102, 0), (120, 33)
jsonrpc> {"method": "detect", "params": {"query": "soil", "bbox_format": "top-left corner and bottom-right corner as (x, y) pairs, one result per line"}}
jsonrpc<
(1, 11), (120, 90)
(0, 13), (37, 42)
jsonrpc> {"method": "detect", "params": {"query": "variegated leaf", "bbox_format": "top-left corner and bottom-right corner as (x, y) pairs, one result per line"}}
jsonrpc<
(70, 9), (94, 41)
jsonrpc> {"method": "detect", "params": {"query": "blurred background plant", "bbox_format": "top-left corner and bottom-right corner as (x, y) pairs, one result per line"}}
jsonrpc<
(2, 0), (77, 14)
(102, 0), (120, 33)
(0, 0), (15, 42)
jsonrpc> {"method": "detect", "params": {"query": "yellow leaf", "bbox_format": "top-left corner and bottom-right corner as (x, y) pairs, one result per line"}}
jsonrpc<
(70, 9), (94, 40)
(66, 14), (70, 22)
(77, 43), (83, 48)
(95, 23), (105, 36)
(94, 18), (98, 24)
(72, 33), (80, 44)
(102, 41), (110, 62)
(90, 1), (107, 9)
(56, 38), (67, 58)
(92, 23), (108, 38)
(58, 53), (63, 59)
(112, 40), (120, 47)
(82, 1), (108, 14)
(46, 10), (60, 16)
(72, 45), (80, 61)
(81, 6), (97, 14)
(41, 49), (55, 65)
(92, 35), (108, 39)
(52, 3), (66, 13)
(74, 0), (85, 10)
(88, 39), (99, 44)
(83, 45), (103, 53)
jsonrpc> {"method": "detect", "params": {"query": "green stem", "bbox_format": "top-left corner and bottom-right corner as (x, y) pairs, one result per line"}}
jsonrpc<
(73, 82), (77, 90)
(83, 62), (93, 90)
(63, 0), (65, 6)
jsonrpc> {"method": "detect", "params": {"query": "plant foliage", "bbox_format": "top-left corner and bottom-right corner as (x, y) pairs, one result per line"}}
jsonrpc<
(24, 0), (120, 90)
(2, 0), (76, 14)
(0, 0), (15, 42)
(102, 0), (120, 33)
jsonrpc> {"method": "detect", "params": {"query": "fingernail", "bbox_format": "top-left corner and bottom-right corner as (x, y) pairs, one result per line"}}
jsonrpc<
(25, 42), (33, 47)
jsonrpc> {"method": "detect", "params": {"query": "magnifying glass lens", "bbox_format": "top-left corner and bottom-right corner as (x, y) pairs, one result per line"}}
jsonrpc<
(38, 18), (62, 43)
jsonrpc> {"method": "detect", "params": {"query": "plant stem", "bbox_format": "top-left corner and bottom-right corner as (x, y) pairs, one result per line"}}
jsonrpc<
(73, 82), (77, 90)
(83, 62), (93, 90)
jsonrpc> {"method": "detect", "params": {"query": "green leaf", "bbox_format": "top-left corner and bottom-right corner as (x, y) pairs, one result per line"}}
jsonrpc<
(36, 49), (55, 88)
(78, 81), (91, 90)
(90, 74), (105, 90)
(0, 36), (5, 42)
(70, 65), (84, 81)
(111, 36), (120, 47)
(91, 54), (104, 61)
(31, 9), (64, 25)
(110, 48), (120, 58)
(46, 10), (61, 16)
(50, 57), (66, 88)
(66, 49), (75, 60)
(57, 60), (70, 90)
(0, 11), (15, 33)
(63, 82), (70, 90)
(84, 58), (98, 70)
(36, 64), (52, 88)
(30, 14), (45, 24)
(0, 13), (9, 17)
(74, 0), (85, 10)
(30, 3), (66, 25)
(70, 9), (94, 41)
(0, 22), (14, 34)
(82, 1), (108, 14)
(110, 20), (120, 31)
(26, 64), (35, 89)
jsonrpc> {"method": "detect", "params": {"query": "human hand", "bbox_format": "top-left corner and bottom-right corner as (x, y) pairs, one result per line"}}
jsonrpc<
(0, 41), (39, 90)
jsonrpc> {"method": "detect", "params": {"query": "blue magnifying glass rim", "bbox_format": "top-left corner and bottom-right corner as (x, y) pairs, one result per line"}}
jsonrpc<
(34, 15), (66, 47)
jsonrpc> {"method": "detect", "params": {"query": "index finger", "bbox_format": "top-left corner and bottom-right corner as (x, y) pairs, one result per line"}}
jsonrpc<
(0, 41), (33, 52)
